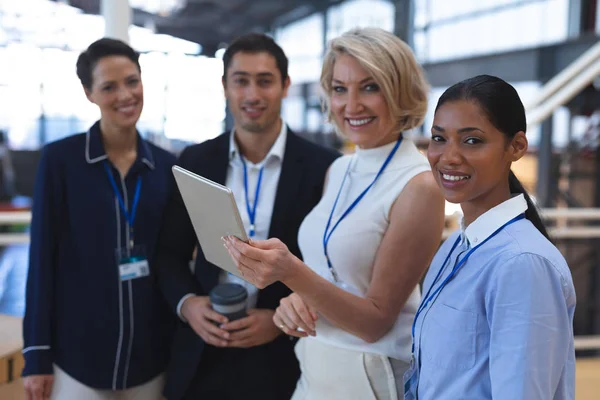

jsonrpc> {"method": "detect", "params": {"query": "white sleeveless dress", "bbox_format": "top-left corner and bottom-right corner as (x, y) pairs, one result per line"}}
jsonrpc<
(292, 138), (431, 400)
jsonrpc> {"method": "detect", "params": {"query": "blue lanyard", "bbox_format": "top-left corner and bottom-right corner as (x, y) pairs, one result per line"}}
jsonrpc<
(239, 153), (264, 237)
(104, 162), (142, 249)
(323, 136), (403, 281)
(411, 213), (525, 354)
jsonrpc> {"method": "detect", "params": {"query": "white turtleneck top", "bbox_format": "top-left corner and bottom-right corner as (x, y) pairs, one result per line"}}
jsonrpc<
(297, 137), (430, 361)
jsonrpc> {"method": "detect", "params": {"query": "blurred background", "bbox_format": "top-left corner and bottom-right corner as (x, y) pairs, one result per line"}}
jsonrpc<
(0, 0), (599, 397)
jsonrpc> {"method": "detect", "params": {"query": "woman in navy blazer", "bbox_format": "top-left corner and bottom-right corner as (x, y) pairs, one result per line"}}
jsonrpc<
(22, 38), (176, 400)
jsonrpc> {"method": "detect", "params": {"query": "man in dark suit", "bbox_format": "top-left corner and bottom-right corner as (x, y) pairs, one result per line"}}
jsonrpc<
(155, 33), (339, 400)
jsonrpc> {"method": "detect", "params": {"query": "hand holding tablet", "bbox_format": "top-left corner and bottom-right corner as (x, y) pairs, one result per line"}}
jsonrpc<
(172, 166), (249, 279)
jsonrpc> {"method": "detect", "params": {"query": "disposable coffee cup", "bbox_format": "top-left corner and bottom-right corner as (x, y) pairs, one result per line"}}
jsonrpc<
(209, 283), (248, 322)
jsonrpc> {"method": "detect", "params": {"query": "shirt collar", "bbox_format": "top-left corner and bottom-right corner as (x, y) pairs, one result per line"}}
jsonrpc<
(461, 194), (528, 246)
(85, 121), (155, 169)
(228, 121), (288, 165)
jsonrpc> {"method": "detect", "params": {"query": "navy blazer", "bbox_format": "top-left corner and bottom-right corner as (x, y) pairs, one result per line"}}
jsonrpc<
(155, 129), (339, 400)
(23, 121), (176, 390)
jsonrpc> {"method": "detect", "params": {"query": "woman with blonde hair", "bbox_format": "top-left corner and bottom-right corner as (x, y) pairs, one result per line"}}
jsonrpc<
(224, 27), (444, 399)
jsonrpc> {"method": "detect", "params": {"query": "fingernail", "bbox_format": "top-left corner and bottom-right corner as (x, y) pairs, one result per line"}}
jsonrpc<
(221, 236), (226, 242)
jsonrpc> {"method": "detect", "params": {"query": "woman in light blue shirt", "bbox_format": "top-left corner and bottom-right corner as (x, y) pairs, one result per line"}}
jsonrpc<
(405, 75), (576, 400)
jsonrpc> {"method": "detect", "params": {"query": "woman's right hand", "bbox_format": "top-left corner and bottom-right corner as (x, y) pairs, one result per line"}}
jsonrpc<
(23, 374), (54, 400)
(273, 293), (318, 338)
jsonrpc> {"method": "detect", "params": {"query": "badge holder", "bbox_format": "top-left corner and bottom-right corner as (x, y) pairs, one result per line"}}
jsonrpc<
(403, 354), (419, 400)
(105, 163), (147, 282)
(328, 268), (362, 296)
(115, 244), (150, 282)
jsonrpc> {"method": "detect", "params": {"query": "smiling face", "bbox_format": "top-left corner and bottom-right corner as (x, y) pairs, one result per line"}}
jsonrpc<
(84, 55), (143, 130)
(329, 54), (396, 149)
(427, 100), (528, 218)
(223, 51), (290, 135)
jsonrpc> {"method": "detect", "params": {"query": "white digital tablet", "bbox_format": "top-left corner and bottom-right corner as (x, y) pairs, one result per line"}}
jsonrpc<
(172, 165), (248, 279)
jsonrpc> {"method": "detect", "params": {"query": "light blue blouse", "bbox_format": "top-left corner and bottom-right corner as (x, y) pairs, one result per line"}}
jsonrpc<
(409, 195), (576, 399)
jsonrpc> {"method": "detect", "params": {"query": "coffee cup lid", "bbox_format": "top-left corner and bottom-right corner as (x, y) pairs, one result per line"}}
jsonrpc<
(209, 283), (248, 305)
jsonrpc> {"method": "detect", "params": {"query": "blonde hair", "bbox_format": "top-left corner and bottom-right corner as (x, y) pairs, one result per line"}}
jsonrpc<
(320, 27), (429, 134)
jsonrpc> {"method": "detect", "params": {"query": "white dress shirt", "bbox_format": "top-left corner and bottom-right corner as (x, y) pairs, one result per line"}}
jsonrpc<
(410, 194), (576, 399)
(219, 124), (287, 309)
(176, 123), (287, 319)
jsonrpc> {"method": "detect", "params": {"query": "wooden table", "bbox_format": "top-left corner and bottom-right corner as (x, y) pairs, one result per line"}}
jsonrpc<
(0, 314), (24, 399)
(0, 314), (23, 384)
(576, 357), (600, 400)
(0, 378), (24, 400)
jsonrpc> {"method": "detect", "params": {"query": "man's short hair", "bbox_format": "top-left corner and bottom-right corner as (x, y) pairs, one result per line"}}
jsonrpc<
(222, 33), (289, 83)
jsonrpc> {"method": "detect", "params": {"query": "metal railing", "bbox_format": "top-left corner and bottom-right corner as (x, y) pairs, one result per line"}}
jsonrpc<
(0, 211), (30, 245)
(575, 336), (600, 351)
(526, 39), (600, 128)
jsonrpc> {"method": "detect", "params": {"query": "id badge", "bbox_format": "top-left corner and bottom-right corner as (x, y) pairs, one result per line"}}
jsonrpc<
(115, 245), (150, 282)
(403, 354), (419, 400)
(327, 269), (363, 296)
(337, 280), (362, 296)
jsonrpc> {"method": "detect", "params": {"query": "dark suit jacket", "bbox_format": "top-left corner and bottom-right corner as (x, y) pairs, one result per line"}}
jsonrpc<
(155, 129), (339, 400)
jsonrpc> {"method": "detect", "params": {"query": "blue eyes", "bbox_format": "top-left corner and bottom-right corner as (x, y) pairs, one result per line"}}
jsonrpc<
(331, 83), (379, 93)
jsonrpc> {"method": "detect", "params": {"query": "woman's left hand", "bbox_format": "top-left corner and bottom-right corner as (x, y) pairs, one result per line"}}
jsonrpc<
(274, 293), (318, 338)
(223, 236), (297, 288)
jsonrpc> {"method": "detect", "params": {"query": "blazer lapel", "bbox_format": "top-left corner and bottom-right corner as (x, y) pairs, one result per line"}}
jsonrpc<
(268, 131), (304, 240)
(199, 130), (305, 290)
(201, 133), (230, 186)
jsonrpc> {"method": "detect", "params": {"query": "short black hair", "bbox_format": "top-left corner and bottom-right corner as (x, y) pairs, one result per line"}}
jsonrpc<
(76, 38), (141, 89)
(222, 33), (288, 83)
